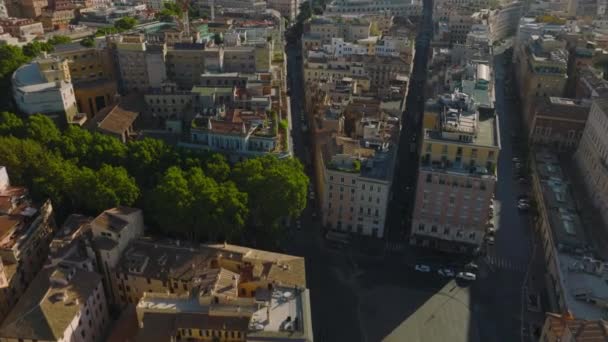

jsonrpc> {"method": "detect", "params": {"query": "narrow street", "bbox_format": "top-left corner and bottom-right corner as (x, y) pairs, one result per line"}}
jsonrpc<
(281, 4), (534, 340)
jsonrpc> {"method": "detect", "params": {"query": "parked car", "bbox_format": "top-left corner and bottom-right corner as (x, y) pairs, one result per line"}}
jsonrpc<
(438, 268), (455, 277)
(415, 264), (431, 272)
(457, 272), (477, 281)
(512, 157), (521, 163)
(487, 227), (496, 235)
(465, 262), (479, 271)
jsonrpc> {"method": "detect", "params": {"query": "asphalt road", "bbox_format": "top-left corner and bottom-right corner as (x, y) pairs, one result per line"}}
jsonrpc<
(281, 5), (533, 340)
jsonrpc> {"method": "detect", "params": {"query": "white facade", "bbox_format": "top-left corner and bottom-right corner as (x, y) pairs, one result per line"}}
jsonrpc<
(325, 0), (422, 17)
(574, 99), (608, 227)
(12, 63), (77, 119)
(488, 2), (523, 43)
(326, 38), (368, 57)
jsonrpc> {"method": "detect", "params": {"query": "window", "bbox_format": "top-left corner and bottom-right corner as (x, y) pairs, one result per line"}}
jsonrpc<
(341, 177), (344, 183)
(431, 225), (438, 233)
(418, 224), (425, 231)
(443, 228), (450, 235)
(468, 232), (476, 240)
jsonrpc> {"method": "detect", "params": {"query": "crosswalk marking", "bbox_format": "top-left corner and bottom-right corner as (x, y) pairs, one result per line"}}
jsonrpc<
(484, 255), (526, 272)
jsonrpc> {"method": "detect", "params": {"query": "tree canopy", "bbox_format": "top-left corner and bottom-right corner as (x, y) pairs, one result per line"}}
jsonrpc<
(0, 113), (308, 245)
(114, 16), (138, 30)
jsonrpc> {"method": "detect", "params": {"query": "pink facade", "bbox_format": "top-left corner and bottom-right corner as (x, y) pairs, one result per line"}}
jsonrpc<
(410, 169), (495, 252)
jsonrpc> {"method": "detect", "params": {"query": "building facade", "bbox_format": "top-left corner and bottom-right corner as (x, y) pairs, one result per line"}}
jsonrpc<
(11, 58), (79, 124)
(0, 167), (56, 323)
(410, 89), (500, 253)
(528, 97), (590, 150)
(574, 98), (608, 228)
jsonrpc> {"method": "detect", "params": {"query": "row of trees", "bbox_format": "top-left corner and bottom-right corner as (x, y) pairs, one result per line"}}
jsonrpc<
(0, 112), (308, 243)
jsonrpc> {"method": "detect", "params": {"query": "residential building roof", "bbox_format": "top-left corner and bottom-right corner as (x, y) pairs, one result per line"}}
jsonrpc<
(534, 150), (608, 319)
(87, 101), (139, 136)
(118, 240), (307, 288)
(0, 267), (101, 341)
(534, 97), (591, 121)
(544, 313), (608, 341)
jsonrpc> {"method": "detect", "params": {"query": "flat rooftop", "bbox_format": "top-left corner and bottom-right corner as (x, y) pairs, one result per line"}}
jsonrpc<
(118, 239), (307, 288)
(0, 267), (101, 341)
(136, 286), (311, 339)
(534, 150), (608, 320)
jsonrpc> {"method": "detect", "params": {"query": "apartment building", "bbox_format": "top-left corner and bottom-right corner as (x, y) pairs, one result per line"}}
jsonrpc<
(52, 43), (118, 118)
(189, 109), (281, 160)
(303, 55), (409, 96)
(0, 166), (56, 323)
(267, 0), (299, 20)
(540, 313), (608, 342)
(0, 267), (109, 342)
(528, 97), (590, 150)
(11, 57), (79, 124)
(166, 43), (219, 90)
(112, 34), (151, 94)
(410, 88), (500, 253)
(487, 2), (523, 43)
(319, 136), (395, 238)
(447, 12), (484, 44)
(135, 285), (313, 341)
(18, 0), (48, 18)
(40, 8), (75, 31)
(530, 150), (608, 320)
(308, 16), (371, 45)
(0, 17), (43, 39)
(144, 82), (194, 121)
(90, 207), (145, 306)
(325, 0), (422, 18)
(514, 34), (568, 127)
(574, 98), (608, 228)
(223, 45), (271, 74)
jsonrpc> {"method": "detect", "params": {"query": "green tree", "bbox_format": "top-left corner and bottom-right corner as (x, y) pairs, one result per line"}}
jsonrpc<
(0, 136), (51, 187)
(0, 112), (24, 137)
(114, 16), (138, 31)
(126, 138), (177, 186)
(47, 35), (72, 45)
(0, 45), (30, 78)
(157, 1), (183, 21)
(233, 156), (308, 227)
(80, 36), (95, 47)
(25, 114), (61, 145)
(147, 166), (247, 241)
(72, 165), (139, 214)
(0, 45), (30, 109)
(84, 133), (128, 169)
(204, 153), (230, 182)
(147, 166), (195, 236)
(58, 125), (93, 162)
(22, 41), (54, 58)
